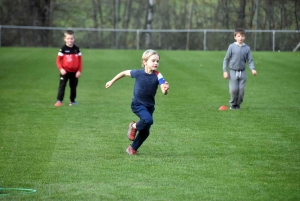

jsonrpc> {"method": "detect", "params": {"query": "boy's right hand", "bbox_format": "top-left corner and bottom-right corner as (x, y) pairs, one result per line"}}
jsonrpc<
(223, 72), (228, 79)
(60, 69), (66, 75)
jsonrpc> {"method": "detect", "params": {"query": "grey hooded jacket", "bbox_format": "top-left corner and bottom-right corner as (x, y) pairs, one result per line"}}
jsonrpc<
(223, 42), (255, 72)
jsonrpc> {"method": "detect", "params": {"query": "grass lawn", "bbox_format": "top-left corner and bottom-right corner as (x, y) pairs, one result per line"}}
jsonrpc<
(0, 48), (299, 200)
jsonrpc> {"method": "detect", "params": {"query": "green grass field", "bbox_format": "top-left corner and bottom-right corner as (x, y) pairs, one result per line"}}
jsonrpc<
(0, 48), (299, 201)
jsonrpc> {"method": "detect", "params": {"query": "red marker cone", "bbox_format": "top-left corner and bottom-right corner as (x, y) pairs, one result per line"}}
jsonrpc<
(219, 105), (228, 110)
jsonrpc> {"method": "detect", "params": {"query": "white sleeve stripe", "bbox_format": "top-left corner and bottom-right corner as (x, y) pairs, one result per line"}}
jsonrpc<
(58, 52), (64, 56)
(78, 52), (82, 56)
(157, 73), (163, 80)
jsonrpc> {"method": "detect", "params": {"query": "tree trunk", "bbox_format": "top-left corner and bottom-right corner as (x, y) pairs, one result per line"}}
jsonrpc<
(267, 0), (274, 30)
(294, 0), (300, 30)
(92, 0), (99, 48)
(48, 0), (54, 47)
(267, 0), (274, 49)
(222, 0), (230, 29)
(92, 0), (98, 29)
(186, 3), (193, 50)
(120, 0), (133, 48)
(145, 0), (155, 49)
(236, 0), (246, 28)
(29, 0), (52, 46)
(97, 0), (104, 43)
(248, 0), (256, 29)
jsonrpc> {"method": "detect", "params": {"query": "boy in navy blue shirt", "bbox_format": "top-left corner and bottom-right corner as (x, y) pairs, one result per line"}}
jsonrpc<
(105, 49), (169, 155)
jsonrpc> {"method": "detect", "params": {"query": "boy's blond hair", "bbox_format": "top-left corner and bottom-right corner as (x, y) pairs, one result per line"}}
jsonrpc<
(64, 30), (75, 37)
(141, 49), (160, 67)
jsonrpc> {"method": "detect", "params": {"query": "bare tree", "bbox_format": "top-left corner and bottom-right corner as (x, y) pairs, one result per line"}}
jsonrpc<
(119, 0), (133, 48)
(267, 0), (274, 49)
(48, 0), (55, 46)
(1, 0), (299, 50)
(26, 0), (53, 46)
(92, 0), (99, 47)
(294, 0), (300, 30)
(248, 0), (256, 29)
(267, 0), (274, 30)
(186, 3), (193, 50)
(145, 0), (155, 48)
(222, 0), (230, 29)
(236, 0), (246, 28)
(96, 0), (104, 43)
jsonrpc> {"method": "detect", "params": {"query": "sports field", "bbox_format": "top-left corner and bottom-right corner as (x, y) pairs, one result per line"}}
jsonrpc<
(0, 48), (299, 200)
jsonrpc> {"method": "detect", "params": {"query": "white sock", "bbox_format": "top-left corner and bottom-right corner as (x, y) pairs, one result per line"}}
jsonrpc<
(132, 123), (137, 129)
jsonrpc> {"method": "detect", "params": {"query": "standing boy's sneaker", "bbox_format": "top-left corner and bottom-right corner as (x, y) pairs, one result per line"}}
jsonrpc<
(127, 121), (137, 141)
(69, 101), (78, 106)
(54, 101), (62, 107)
(230, 105), (236, 110)
(126, 145), (137, 155)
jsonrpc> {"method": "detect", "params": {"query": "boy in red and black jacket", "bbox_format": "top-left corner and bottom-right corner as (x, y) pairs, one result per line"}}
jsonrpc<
(54, 30), (82, 107)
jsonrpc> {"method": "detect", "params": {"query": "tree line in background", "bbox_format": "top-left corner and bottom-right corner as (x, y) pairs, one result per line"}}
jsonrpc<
(0, 0), (299, 50)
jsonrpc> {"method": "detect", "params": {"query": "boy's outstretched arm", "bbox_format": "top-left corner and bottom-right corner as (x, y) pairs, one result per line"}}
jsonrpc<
(105, 70), (131, 88)
(160, 81), (169, 95)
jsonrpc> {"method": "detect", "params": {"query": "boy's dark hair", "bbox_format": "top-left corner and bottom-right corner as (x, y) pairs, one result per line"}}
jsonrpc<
(234, 28), (245, 36)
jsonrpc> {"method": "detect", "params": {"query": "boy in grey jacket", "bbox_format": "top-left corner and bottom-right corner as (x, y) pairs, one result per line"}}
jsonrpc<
(223, 28), (257, 109)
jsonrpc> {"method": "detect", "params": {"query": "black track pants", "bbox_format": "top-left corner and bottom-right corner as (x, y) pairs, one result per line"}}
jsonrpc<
(56, 72), (78, 102)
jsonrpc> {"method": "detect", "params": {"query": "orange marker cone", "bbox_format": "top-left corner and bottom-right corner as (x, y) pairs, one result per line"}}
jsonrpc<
(219, 105), (228, 110)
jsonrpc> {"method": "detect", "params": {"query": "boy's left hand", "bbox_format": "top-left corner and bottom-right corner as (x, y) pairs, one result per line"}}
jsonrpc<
(76, 71), (81, 78)
(163, 81), (169, 91)
(252, 70), (257, 76)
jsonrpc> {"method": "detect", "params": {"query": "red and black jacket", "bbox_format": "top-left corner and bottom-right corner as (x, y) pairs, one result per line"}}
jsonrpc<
(56, 44), (82, 72)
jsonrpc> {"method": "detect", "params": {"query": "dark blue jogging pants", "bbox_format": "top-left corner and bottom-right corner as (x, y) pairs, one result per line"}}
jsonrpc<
(130, 101), (155, 150)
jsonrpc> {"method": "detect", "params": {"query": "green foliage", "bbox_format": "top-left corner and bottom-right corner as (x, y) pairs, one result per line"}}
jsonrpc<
(1, 0), (299, 30)
(0, 48), (299, 200)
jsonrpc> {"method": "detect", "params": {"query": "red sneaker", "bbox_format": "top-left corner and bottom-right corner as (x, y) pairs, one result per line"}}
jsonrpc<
(126, 146), (137, 155)
(127, 121), (137, 141)
(54, 101), (62, 107)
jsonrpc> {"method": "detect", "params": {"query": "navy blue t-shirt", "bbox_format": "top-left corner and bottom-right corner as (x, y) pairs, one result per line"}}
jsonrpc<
(130, 69), (165, 107)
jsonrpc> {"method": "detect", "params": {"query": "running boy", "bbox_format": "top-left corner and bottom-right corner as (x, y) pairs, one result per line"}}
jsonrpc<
(223, 28), (257, 109)
(54, 30), (82, 107)
(105, 49), (169, 155)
